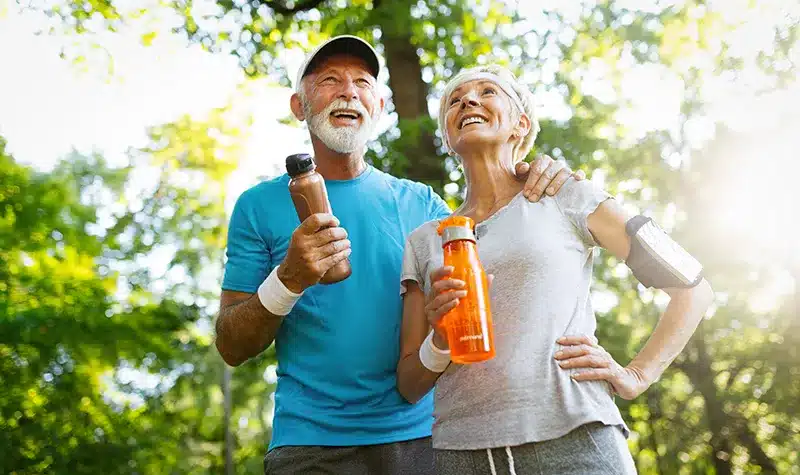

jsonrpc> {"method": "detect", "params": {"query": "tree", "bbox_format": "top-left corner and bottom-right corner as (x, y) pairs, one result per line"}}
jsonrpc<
(15, 0), (800, 472)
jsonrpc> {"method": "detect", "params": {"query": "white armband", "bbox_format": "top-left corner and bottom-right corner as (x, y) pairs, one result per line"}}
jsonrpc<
(257, 267), (303, 316)
(419, 330), (451, 373)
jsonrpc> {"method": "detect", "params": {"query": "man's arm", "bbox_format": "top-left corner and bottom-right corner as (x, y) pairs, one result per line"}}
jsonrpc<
(215, 290), (285, 367)
(215, 213), (351, 367)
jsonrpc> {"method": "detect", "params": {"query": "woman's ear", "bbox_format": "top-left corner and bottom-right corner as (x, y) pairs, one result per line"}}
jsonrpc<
(514, 113), (532, 139)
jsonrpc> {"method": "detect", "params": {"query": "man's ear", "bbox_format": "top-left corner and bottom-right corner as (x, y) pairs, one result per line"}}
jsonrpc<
(290, 93), (305, 121)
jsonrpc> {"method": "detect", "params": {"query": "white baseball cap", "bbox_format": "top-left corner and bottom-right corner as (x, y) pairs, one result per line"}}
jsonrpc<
(295, 35), (380, 92)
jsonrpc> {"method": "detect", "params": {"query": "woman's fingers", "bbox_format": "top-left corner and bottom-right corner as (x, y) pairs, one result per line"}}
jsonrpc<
(429, 290), (467, 311)
(570, 368), (613, 382)
(556, 334), (597, 347)
(557, 354), (611, 369)
(430, 266), (454, 282)
(431, 278), (466, 294)
(553, 344), (594, 360)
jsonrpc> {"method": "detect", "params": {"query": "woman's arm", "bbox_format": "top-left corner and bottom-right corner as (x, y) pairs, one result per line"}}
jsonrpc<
(397, 269), (466, 403)
(555, 199), (714, 399)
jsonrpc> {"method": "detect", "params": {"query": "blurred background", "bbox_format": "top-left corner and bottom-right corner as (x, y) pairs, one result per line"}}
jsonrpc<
(0, 0), (798, 473)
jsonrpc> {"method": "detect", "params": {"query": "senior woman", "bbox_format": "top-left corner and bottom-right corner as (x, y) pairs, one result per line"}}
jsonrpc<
(396, 65), (714, 475)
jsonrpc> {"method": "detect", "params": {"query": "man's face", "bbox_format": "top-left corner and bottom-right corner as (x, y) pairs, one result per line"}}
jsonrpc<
(297, 54), (384, 154)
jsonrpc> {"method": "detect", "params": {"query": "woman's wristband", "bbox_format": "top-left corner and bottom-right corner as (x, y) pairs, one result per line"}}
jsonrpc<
(419, 330), (451, 373)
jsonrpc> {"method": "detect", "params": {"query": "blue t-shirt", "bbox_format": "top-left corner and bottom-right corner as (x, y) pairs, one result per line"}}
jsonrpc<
(222, 165), (451, 449)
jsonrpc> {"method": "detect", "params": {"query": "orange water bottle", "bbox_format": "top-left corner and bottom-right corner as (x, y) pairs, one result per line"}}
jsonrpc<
(437, 216), (495, 364)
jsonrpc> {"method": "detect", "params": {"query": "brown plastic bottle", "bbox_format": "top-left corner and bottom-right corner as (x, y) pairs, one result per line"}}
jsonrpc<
(437, 216), (495, 364)
(285, 153), (352, 284)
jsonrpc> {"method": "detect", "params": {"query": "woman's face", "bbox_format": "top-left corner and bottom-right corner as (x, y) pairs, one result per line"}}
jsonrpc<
(444, 79), (519, 156)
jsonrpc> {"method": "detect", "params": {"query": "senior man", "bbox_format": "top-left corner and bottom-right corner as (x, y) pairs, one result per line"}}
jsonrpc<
(215, 35), (583, 475)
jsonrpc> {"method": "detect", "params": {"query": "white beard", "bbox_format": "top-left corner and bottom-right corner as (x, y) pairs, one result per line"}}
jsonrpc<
(304, 97), (379, 154)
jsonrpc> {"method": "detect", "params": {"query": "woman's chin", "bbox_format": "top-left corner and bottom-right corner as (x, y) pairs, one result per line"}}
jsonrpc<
(453, 132), (504, 155)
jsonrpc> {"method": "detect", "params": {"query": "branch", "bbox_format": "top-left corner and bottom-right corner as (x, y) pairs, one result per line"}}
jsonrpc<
(262, 0), (327, 15)
(724, 364), (749, 391)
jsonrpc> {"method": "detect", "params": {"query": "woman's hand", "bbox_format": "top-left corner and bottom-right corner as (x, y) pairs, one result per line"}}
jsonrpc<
(425, 267), (466, 350)
(554, 335), (650, 400)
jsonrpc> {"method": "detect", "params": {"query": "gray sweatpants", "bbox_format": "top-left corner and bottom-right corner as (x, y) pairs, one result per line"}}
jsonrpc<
(434, 422), (637, 475)
(264, 436), (433, 475)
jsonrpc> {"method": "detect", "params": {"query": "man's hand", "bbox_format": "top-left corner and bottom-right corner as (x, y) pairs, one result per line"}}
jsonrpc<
(554, 335), (650, 400)
(277, 213), (352, 293)
(515, 155), (586, 202)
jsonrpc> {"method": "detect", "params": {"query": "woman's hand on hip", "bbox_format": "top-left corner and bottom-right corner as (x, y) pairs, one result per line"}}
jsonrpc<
(554, 335), (650, 400)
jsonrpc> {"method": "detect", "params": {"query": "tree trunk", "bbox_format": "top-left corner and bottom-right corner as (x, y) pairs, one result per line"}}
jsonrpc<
(734, 421), (778, 474)
(374, 1), (446, 190)
(645, 388), (667, 475)
(683, 328), (733, 475)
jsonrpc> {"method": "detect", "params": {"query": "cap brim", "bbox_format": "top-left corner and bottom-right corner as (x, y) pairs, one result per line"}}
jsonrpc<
(299, 36), (380, 83)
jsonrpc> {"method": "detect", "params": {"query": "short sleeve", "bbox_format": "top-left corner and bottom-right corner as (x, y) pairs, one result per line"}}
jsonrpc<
(426, 186), (452, 220)
(553, 178), (612, 248)
(399, 235), (423, 296)
(221, 191), (272, 293)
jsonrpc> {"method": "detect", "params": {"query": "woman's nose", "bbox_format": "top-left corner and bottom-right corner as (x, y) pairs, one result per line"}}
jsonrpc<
(461, 92), (480, 108)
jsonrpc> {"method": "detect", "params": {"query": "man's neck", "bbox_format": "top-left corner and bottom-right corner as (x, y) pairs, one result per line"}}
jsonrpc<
(310, 135), (367, 180)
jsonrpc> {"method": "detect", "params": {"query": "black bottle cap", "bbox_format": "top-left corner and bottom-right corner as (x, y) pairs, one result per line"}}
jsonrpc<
(286, 153), (315, 177)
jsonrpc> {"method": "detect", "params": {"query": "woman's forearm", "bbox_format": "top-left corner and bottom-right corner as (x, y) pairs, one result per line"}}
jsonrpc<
(397, 349), (443, 403)
(627, 279), (715, 385)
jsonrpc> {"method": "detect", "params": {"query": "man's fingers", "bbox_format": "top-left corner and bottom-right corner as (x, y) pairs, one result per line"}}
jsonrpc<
(573, 169), (586, 181)
(557, 355), (610, 369)
(301, 213), (339, 233)
(546, 167), (573, 196)
(523, 155), (552, 198)
(317, 239), (351, 258)
(528, 160), (565, 202)
(571, 368), (613, 381)
(316, 248), (352, 273)
(312, 226), (348, 246)
(430, 266), (454, 282)
(557, 335), (597, 346)
(432, 278), (466, 293)
(514, 161), (531, 179)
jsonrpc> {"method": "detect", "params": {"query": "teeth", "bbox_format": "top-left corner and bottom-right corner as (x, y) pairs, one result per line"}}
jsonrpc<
(333, 110), (360, 119)
(461, 116), (486, 128)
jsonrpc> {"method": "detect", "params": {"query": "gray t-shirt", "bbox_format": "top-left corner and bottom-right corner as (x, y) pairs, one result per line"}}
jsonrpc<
(400, 178), (629, 450)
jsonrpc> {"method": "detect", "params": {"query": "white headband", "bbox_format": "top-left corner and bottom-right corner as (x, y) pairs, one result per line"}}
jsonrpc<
(439, 71), (530, 155)
(442, 71), (525, 115)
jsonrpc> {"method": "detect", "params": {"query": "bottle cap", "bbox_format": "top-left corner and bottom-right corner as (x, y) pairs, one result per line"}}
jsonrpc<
(286, 153), (316, 177)
(437, 215), (476, 246)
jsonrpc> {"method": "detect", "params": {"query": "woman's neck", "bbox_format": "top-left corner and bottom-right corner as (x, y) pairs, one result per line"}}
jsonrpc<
(457, 149), (523, 222)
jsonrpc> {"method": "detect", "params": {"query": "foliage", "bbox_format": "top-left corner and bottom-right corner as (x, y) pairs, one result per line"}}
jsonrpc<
(5, 0), (800, 473)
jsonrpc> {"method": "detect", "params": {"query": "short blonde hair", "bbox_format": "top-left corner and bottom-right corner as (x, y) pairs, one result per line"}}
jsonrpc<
(438, 65), (540, 163)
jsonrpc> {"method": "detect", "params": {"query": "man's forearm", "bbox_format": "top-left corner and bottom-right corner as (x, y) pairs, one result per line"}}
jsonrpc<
(216, 295), (284, 366)
(628, 279), (715, 384)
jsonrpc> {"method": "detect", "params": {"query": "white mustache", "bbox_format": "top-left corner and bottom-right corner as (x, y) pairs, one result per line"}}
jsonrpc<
(324, 99), (370, 122)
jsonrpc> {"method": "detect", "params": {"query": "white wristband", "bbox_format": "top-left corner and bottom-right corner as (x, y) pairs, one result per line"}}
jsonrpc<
(419, 330), (451, 373)
(257, 267), (303, 316)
